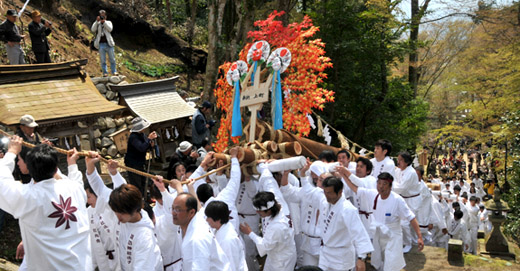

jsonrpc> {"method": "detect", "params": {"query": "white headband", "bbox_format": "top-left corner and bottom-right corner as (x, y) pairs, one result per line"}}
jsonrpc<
(254, 200), (275, 211)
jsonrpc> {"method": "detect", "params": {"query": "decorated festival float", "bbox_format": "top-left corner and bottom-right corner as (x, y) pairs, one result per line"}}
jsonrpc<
(202, 11), (369, 176)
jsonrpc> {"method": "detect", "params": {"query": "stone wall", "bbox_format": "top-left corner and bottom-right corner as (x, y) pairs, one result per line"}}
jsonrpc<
(89, 75), (132, 158)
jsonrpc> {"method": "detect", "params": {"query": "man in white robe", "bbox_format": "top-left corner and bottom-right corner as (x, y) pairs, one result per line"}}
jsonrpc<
(335, 157), (377, 237)
(0, 137), (92, 270)
(319, 176), (373, 271)
(205, 200), (248, 271)
(86, 153), (163, 271)
(465, 196), (479, 254)
(393, 151), (422, 252)
(172, 192), (231, 271)
(236, 175), (261, 271)
(86, 160), (126, 271)
(280, 160), (328, 266)
(342, 172), (424, 271)
(370, 139), (396, 179)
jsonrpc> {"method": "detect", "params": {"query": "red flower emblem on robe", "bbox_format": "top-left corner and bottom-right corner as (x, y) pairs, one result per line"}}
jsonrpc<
(48, 195), (78, 229)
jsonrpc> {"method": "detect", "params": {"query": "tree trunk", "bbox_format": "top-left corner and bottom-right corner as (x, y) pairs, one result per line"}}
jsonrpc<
(186, 0), (198, 92)
(165, 0), (173, 26)
(409, 0), (419, 98)
(203, 0), (219, 103)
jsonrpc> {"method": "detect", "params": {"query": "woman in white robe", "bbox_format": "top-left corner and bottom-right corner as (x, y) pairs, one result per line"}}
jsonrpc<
(240, 191), (296, 271)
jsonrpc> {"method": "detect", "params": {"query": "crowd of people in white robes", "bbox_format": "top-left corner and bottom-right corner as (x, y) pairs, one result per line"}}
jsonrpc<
(0, 135), (495, 271)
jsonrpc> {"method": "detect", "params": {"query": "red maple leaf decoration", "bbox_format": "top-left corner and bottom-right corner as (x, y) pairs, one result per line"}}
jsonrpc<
(48, 195), (78, 229)
(213, 11), (334, 152)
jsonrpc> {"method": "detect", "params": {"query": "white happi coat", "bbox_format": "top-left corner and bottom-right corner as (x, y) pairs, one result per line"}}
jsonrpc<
(258, 167), (291, 217)
(357, 188), (414, 271)
(155, 190), (182, 271)
(281, 176), (327, 256)
(215, 222), (248, 271)
(343, 174), (377, 237)
(370, 156), (396, 179)
(87, 170), (163, 271)
(416, 181), (433, 228)
(318, 196), (373, 271)
(195, 157), (242, 231)
(248, 210), (297, 271)
(449, 218), (469, 246)
(88, 171), (127, 271)
(393, 165), (422, 213)
(0, 152), (92, 271)
(236, 179), (260, 271)
(181, 213), (231, 271)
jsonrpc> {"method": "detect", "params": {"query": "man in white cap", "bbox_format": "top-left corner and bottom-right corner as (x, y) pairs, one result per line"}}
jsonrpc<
(124, 117), (157, 196)
(15, 115), (51, 183)
(167, 141), (198, 179)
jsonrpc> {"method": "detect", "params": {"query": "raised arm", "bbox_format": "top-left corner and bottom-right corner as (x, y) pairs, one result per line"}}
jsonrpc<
(65, 148), (83, 185)
(107, 160), (127, 188)
(191, 152), (214, 191)
(336, 166), (359, 194)
(215, 147), (240, 207)
(85, 152), (112, 200)
(0, 136), (28, 216)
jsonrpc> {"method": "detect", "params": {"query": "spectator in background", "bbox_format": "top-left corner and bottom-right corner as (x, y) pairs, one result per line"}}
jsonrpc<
(0, 9), (25, 64)
(28, 10), (52, 63)
(191, 101), (215, 148)
(167, 141), (198, 179)
(196, 138), (212, 166)
(124, 117), (157, 197)
(91, 9), (117, 76)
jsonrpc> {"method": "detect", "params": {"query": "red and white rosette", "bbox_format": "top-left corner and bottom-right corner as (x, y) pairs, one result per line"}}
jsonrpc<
(247, 40), (270, 64)
(267, 47), (292, 73)
(226, 60), (248, 86)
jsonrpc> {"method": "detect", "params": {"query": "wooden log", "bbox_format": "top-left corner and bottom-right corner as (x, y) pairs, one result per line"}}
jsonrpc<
(245, 120), (342, 159)
(277, 142), (302, 156)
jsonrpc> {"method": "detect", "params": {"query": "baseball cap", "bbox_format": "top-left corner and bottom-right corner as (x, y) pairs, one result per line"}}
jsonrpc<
(6, 9), (18, 16)
(20, 115), (38, 128)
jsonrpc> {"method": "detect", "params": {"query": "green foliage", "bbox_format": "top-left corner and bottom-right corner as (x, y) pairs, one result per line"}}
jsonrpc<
(310, 0), (428, 153)
(123, 60), (185, 77)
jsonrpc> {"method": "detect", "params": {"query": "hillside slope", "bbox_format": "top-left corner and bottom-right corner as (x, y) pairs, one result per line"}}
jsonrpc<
(0, 0), (205, 90)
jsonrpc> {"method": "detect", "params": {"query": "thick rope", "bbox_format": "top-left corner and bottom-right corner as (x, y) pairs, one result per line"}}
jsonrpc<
(0, 129), (229, 185)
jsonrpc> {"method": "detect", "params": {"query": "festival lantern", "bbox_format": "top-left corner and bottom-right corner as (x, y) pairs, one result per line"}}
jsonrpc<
(226, 60), (249, 137)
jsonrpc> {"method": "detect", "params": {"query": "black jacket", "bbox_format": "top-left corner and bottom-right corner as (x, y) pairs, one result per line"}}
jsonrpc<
(124, 132), (151, 168)
(0, 20), (22, 42)
(28, 21), (51, 53)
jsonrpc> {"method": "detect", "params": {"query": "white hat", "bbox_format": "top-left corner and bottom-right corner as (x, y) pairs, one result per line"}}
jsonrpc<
(130, 117), (150, 132)
(20, 115), (38, 128)
(177, 141), (192, 153)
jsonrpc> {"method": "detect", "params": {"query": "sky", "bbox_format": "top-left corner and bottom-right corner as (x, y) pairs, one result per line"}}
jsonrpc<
(398, 0), (515, 22)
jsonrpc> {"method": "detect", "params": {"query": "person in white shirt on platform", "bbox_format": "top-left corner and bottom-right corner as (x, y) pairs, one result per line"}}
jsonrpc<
(85, 159), (127, 271)
(86, 153), (163, 271)
(370, 139), (396, 179)
(319, 176), (373, 271)
(280, 160), (328, 267)
(465, 196), (479, 254)
(240, 191), (297, 271)
(0, 137), (92, 270)
(342, 172), (424, 271)
(236, 175), (261, 271)
(172, 192), (231, 271)
(205, 200), (248, 271)
(335, 157), (377, 237)
(393, 151), (422, 253)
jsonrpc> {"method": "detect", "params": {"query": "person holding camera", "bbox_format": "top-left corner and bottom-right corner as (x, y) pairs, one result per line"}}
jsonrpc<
(91, 9), (117, 77)
(28, 10), (52, 64)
